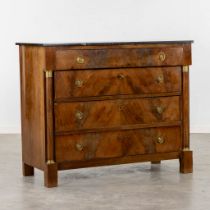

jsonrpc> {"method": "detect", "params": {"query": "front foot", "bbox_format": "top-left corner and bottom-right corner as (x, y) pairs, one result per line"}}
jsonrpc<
(180, 150), (193, 173)
(44, 162), (58, 188)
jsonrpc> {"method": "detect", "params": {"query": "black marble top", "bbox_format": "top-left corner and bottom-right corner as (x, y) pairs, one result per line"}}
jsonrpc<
(16, 40), (193, 47)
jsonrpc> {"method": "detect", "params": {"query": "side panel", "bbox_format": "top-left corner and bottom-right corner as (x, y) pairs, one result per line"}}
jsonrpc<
(19, 46), (46, 170)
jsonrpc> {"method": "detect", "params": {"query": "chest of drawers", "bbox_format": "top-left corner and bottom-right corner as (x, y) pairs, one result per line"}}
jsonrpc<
(17, 41), (193, 187)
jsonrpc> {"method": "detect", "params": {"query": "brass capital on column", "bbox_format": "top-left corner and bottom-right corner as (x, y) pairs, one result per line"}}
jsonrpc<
(46, 160), (55, 165)
(183, 66), (189, 73)
(45, 70), (53, 78)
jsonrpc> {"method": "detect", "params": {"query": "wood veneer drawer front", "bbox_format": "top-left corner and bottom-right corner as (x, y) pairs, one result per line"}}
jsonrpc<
(55, 47), (184, 70)
(54, 67), (181, 99)
(54, 96), (180, 132)
(55, 127), (181, 162)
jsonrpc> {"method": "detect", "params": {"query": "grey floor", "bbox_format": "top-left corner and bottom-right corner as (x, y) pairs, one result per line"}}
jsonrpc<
(0, 134), (210, 210)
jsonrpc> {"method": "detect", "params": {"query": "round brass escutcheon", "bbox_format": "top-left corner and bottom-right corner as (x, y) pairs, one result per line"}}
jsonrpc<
(157, 136), (165, 144)
(75, 79), (84, 88)
(76, 56), (85, 64)
(156, 75), (164, 84)
(159, 51), (166, 62)
(75, 111), (84, 120)
(76, 143), (84, 151)
(156, 106), (164, 114)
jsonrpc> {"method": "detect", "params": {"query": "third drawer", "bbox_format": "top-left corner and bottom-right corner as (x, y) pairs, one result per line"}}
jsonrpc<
(54, 96), (180, 132)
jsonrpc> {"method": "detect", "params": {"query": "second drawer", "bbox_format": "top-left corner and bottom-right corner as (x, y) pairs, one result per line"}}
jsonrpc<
(54, 67), (181, 100)
(54, 96), (180, 132)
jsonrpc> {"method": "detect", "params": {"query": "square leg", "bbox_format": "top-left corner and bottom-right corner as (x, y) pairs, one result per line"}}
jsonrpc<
(23, 162), (34, 176)
(180, 150), (193, 173)
(44, 163), (58, 188)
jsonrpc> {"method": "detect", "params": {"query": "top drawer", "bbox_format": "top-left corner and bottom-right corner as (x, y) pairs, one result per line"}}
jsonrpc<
(55, 47), (184, 70)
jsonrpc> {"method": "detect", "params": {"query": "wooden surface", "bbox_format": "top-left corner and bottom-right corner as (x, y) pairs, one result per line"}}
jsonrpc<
(182, 68), (190, 149)
(44, 163), (58, 187)
(45, 72), (55, 163)
(54, 67), (181, 99)
(58, 152), (180, 170)
(55, 47), (185, 70)
(19, 46), (46, 170)
(180, 150), (193, 173)
(56, 127), (181, 162)
(54, 96), (180, 132)
(18, 41), (193, 187)
(22, 162), (34, 176)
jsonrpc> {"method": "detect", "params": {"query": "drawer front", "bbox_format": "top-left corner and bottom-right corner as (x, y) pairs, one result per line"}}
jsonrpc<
(54, 67), (181, 99)
(54, 96), (180, 132)
(55, 47), (183, 70)
(56, 127), (181, 162)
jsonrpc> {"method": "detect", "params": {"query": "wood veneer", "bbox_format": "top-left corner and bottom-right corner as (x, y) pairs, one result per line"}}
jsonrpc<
(56, 127), (181, 162)
(54, 67), (181, 99)
(54, 96), (180, 132)
(17, 41), (193, 187)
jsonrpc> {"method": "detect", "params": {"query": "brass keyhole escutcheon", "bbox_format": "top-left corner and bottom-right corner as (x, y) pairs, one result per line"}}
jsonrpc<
(76, 56), (85, 64)
(156, 106), (164, 114)
(75, 111), (84, 120)
(118, 102), (125, 111)
(76, 143), (84, 151)
(159, 52), (166, 62)
(156, 75), (164, 84)
(117, 74), (125, 80)
(119, 105), (124, 111)
(157, 136), (165, 144)
(75, 79), (84, 88)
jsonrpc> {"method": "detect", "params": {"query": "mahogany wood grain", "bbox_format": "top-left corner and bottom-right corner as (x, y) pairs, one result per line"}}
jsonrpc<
(45, 47), (56, 70)
(22, 162), (34, 176)
(54, 67), (181, 99)
(44, 163), (58, 188)
(180, 150), (193, 173)
(58, 152), (180, 170)
(54, 92), (181, 103)
(55, 121), (182, 136)
(19, 46), (46, 170)
(54, 96), (180, 132)
(182, 68), (190, 149)
(55, 47), (184, 70)
(17, 41), (193, 187)
(45, 73), (55, 162)
(56, 127), (181, 162)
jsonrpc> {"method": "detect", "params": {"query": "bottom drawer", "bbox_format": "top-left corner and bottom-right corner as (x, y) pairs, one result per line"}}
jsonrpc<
(55, 127), (181, 162)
